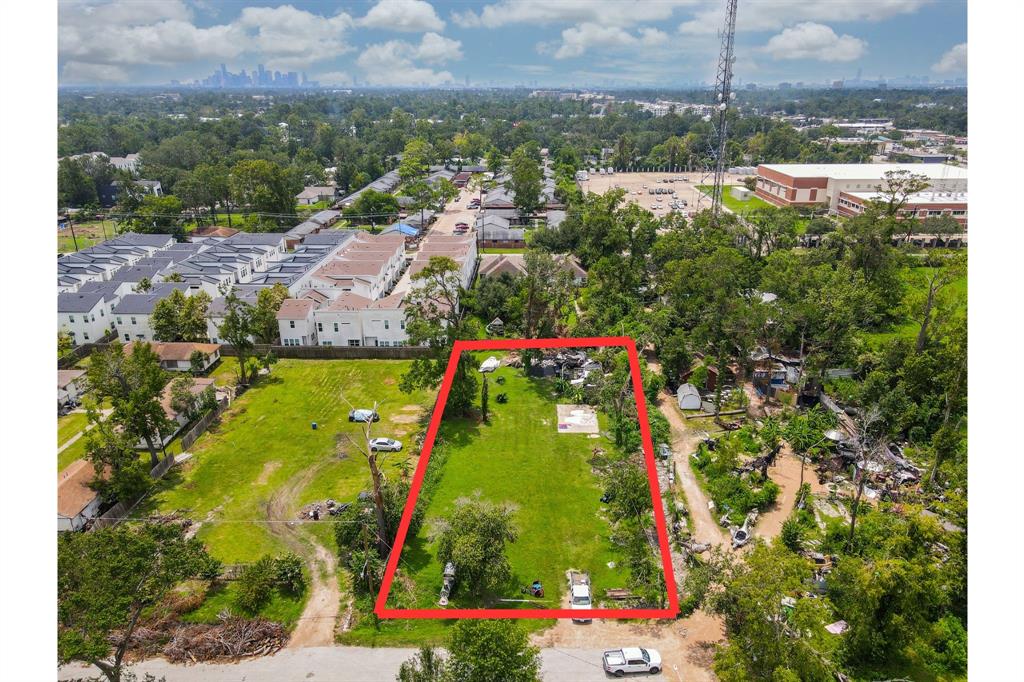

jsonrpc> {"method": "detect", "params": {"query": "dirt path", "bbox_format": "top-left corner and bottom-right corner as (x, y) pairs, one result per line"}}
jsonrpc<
(532, 612), (724, 682)
(262, 463), (342, 648)
(755, 444), (831, 541)
(647, 361), (730, 550)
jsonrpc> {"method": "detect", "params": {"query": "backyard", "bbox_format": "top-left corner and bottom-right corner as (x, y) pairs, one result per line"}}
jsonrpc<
(383, 359), (635, 614)
(139, 359), (432, 564)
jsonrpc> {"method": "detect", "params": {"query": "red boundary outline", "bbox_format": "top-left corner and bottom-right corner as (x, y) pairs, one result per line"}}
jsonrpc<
(374, 336), (679, 619)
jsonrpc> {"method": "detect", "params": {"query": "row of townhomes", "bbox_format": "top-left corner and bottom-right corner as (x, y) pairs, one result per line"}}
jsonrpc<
(276, 230), (477, 347)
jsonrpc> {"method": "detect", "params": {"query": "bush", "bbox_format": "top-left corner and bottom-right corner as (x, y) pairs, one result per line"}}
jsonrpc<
(780, 518), (804, 553)
(234, 556), (277, 614)
(273, 553), (305, 595)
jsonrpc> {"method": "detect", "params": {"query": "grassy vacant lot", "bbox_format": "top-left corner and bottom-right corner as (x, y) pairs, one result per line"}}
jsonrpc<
(57, 220), (113, 253)
(697, 184), (773, 214)
(385, 360), (632, 614)
(140, 359), (432, 564)
(862, 265), (967, 347)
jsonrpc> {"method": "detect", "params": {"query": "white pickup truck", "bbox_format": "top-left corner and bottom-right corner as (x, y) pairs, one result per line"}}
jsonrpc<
(569, 571), (592, 623)
(602, 647), (663, 676)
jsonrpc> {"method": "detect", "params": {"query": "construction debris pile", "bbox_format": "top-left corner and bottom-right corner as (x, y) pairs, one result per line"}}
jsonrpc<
(527, 349), (604, 385)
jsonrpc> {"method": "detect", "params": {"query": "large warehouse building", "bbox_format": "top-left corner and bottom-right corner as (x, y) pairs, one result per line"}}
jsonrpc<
(755, 163), (968, 211)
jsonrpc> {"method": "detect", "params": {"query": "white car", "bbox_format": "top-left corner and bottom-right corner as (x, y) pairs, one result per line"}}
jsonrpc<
(603, 648), (662, 676)
(369, 438), (402, 452)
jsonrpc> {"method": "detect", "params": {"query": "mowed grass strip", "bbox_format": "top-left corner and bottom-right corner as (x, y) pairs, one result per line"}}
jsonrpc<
(390, 362), (632, 611)
(143, 359), (431, 564)
(58, 412), (90, 448)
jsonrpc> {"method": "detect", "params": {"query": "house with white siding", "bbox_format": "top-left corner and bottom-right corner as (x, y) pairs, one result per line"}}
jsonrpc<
(112, 283), (190, 342)
(277, 299), (319, 346)
(58, 290), (113, 345)
(58, 460), (104, 532)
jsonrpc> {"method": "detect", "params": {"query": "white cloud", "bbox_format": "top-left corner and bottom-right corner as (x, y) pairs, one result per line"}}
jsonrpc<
(357, 33), (461, 86)
(549, 23), (669, 59)
(932, 42), (966, 73)
(679, 0), (929, 35)
(415, 32), (463, 63)
(233, 6), (354, 68)
(453, 0), (698, 29)
(359, 0), (445, 32)
(61, 61), (131, 84)
(58, 2), (355, 80)
(763, 22), (866, 62)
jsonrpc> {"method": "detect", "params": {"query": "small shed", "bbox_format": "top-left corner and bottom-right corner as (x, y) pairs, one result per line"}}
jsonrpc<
(486, 317), (505, 334)
(731, 186), (753, 201)
(677, 383), (701, 410)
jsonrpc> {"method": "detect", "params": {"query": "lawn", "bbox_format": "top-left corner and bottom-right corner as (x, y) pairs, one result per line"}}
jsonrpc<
(58, 430), (90, 473)
(57, 220), (113, 253)
(139, 359), (433, 565)
(696, 184), (772, 214)
(385, 359), (633, 614)
(58, 412), (89, 448)
(861, 265), (967, 347)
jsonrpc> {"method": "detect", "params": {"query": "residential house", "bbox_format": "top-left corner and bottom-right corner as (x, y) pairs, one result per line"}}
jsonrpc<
(58, 460), (104, 532)
(112, 282), (190, 342)
(296, 186), (338, 206)
(313, 292), (409, 347)
(477, 253), (587, 286)
(124, 341), (221, 373)
(58, 369), (88, 408)
(58, 290), (112, 345)
(155, 377), (217, 445)
(277, 299), (319, 346)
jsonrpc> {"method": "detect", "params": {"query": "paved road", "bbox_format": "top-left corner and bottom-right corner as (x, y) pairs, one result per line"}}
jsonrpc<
(59, 646), (620, 681)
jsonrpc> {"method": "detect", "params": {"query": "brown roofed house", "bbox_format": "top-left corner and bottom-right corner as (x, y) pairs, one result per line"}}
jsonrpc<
(58, 460), (105, 532)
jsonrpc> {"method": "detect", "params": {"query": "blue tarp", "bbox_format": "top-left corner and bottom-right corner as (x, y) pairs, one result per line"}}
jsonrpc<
(382, 222), (420, 236)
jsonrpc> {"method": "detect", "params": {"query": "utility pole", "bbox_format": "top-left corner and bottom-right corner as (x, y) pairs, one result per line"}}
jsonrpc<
(67, 212), (80, 252)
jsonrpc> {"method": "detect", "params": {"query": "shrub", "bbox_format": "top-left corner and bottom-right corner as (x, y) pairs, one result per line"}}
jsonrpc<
(273, 553), (305, 595)
(235, 555), (277, 614)
(780, 518), (804, 553)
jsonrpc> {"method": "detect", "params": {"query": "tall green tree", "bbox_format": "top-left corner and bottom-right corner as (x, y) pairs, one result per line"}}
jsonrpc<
(58, 524), (219, 682)
(229, 159), (299, 225)
(82, 403), (151, 503)
(400, 257), (479, 416)
(508, 144), (543, 216)
(445, 620), (541, 682)
(87, 342), (173, 468)
(252, 283), (290, 344)
(150, 289), (211, 342)
(216, 288), (258, 385)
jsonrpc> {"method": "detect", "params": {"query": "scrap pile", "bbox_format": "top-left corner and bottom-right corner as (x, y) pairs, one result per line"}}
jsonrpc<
(161, 617), (287, 663)
(298, 499), (350, 520)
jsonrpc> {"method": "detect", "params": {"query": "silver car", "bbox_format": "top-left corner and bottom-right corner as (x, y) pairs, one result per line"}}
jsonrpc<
(369, 438), (403, 452)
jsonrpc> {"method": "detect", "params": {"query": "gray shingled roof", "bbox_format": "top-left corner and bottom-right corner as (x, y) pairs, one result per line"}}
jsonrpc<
(58, 291), (106, 313)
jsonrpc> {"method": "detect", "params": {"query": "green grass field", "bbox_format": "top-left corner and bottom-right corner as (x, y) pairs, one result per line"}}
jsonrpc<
(385, 361), (632, 614)
(139, 359), (432, 564)
(862, 265), (967, 347)
(697, 184), (772, 214)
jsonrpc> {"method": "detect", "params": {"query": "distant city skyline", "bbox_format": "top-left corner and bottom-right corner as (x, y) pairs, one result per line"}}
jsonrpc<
(59, 0), (968, 89)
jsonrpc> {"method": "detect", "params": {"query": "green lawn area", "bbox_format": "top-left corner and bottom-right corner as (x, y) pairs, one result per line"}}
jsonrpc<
(58, 431), (90, 473)
(58, 412), (89, 448)
(696, 184), (772, 214)
(180, 580), (307, 628)
(862, 265), (967, 347)
(385, 360), (633, 614)
(138, 359), (433, 565)
(478, 247), (528, 254)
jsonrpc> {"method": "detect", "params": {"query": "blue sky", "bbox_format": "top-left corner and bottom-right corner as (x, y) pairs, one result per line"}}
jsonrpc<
(58, 0), (967, 87)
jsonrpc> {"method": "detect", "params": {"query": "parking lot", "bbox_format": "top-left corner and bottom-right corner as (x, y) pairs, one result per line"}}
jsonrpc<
(579, 171), (750, 217)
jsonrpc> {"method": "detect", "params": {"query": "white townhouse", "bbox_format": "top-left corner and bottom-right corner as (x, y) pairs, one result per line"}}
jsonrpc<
(58, 290), (113, 345)
(311, 292), (410, 347)
(112, 283), (190, 342)
(277, 299), (319, 346)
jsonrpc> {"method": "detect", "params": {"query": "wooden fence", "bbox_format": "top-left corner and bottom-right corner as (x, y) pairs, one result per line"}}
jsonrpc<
(91, 454), (178, 530)
(178, 399), (230, 451)
(219, 343), (431, 361)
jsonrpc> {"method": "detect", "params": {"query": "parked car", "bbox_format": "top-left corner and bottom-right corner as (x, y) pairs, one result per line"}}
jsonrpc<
(369, 438), (403, 452)
(569, 571), (592, 623)
(348, 409), (380, 423)
(657, 443), (671, 460)
(602, 648), (662, 677)
(454, 222), (469, 229)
